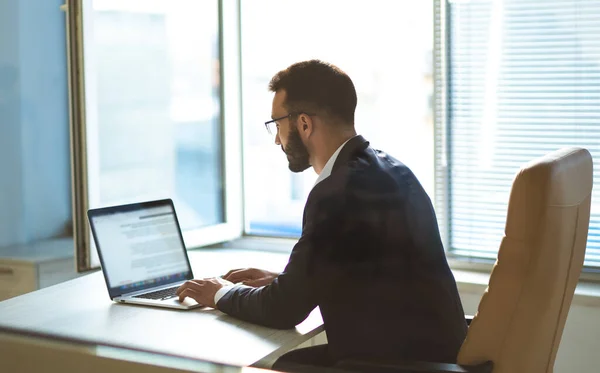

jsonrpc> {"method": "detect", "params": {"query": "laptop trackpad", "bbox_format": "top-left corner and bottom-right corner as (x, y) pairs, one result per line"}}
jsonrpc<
(170, 297), (204, 309)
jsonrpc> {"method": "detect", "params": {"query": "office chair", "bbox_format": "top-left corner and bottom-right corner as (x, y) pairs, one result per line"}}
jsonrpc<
(328, 147), (593, 373)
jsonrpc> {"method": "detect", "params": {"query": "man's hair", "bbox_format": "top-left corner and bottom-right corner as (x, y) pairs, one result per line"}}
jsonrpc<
(268, 60), (357, 126)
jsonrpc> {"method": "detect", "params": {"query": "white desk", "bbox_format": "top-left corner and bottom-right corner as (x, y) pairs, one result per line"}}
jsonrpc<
(0, 249), (324, 368)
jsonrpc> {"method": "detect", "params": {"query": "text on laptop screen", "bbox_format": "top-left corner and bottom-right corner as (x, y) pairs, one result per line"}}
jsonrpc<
(91, 205), (190, 289)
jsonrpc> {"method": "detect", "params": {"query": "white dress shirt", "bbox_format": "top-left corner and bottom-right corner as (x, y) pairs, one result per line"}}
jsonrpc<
(214, 136), (357, 305)
(312, 136), (354, 187)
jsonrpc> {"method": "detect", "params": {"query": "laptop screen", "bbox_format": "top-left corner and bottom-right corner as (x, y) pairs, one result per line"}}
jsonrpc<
(88, 200), (193, 298)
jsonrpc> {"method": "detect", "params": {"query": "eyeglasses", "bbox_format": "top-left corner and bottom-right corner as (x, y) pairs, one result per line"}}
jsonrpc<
(264, 112), (315, 135)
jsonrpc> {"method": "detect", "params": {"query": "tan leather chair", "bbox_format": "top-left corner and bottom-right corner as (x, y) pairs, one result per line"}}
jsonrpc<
(457, 147), (593, 373)
(331, 147), (593, 373)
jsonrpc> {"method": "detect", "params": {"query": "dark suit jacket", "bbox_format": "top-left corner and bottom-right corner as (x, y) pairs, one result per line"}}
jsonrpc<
(218, 136), (467, 364)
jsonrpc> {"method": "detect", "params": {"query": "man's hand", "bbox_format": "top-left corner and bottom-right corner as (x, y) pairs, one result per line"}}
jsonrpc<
(176, 277), (232, 308)
(222, 268), (279, 287)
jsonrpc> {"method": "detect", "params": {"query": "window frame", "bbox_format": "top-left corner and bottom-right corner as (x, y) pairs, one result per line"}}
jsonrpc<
(66, 0), (244, 272)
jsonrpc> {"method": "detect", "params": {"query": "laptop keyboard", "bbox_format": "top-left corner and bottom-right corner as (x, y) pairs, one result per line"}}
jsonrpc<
(133, 286), (179, 301)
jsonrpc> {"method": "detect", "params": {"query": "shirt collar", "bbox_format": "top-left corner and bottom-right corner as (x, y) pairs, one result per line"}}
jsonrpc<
(314, 136), (357, 187)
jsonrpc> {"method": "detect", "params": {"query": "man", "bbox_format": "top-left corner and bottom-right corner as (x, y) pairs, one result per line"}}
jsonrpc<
(176, 60), (467, 368)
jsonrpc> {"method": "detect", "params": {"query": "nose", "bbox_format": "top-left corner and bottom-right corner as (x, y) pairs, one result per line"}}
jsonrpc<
(275, 132), (281, 146)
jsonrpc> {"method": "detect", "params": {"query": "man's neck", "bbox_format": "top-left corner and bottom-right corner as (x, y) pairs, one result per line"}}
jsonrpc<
(312, 131), (357, 175)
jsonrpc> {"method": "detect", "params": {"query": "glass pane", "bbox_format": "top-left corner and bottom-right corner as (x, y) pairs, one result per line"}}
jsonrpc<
(241, 0), (434, 237)
(85, 0), (223, 231)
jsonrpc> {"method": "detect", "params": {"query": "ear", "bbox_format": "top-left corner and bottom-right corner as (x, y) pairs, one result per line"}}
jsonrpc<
(297, 113), (314, 138)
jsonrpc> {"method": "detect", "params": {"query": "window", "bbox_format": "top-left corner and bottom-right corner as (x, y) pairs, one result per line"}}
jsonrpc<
(241, 0), (435, 237)
(70, 0), (242, 270)
(438, 0), (600, 267)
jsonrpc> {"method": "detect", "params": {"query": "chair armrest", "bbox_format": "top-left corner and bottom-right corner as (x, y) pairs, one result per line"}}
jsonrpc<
(466, 315), (474, 326)
(334, 359), (493, 373)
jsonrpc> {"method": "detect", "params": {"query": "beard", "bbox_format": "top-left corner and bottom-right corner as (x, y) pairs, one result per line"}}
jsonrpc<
(283, 124), (311, 173)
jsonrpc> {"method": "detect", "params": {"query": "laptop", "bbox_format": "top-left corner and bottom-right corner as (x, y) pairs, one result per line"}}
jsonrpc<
(87, 199), (203, 310)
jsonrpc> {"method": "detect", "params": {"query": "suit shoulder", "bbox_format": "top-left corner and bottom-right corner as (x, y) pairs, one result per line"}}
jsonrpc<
(305, 147), (421, 213)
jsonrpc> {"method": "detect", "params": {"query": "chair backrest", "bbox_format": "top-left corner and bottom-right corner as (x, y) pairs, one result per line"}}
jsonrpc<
(457, 148), (593, 373)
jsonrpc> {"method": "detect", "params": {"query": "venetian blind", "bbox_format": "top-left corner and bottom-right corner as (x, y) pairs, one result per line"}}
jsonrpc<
(441, 0), (600, 266)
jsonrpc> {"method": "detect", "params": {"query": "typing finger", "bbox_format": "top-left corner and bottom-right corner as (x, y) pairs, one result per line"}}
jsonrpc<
(176, 280), (204, 296)
(178, 288), (201, 303)
(222, 268), (243, 279)
(225, 270), (253, 283)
